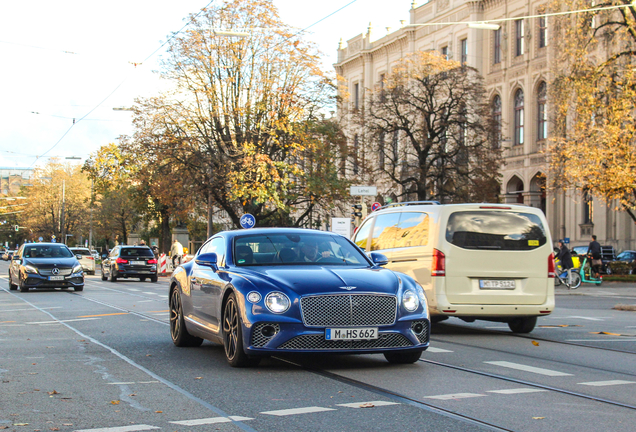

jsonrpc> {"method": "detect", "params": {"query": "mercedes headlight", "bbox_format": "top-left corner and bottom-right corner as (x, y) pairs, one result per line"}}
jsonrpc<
(24, 265), (38, 274)
(72, 264), (83, 274)
(265, 292), (291, 314)
(402, 289), (419, 312)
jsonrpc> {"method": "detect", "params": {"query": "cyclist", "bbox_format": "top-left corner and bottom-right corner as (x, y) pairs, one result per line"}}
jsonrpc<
(555, 239), (574, 286)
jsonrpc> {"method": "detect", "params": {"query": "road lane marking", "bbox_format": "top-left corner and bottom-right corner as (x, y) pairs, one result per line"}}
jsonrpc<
(557, 316), (605, 321)
(578, 380), (636, 386)
(261, 406), (336, 416)
(107, 381), (159, 385)
(336, 401), (400, 408)
(143, 292), (157, 295)
(26, 318), (100, 325)
(424, 393), (485, 400)
(484, 361), (573, 376)
(74, 425), (160, 432)
(487, 388), (548, 394)
(127, 289), (141, 292)
(567, 338), (636, 342)
(171, 416), (253, 426)
(78, 313), (129, 318)
(0, 306), (62, 312)
(426, 347), (454, 353)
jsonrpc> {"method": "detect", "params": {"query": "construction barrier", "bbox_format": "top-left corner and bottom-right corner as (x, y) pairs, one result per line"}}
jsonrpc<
(159, 254), (168, 274)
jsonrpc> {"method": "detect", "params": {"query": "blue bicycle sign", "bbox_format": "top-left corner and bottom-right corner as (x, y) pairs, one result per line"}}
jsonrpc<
(240, 213), (256, 229)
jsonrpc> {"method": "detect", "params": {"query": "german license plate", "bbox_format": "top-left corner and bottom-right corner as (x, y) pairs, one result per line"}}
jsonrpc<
(49, 276), (65, 281)
(479, 279), (516, 289)
(325, 327), (378, 341)
(131, 260), (145, 265)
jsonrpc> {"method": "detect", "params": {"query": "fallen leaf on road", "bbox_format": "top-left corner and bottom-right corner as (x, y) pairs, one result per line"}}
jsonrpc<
(129, 393), (137, 397)
(13, 423), (29, 426)
(146, 354), (152, 357)
(111, 400), (120, 405)
(62, 424), (72, 426)
(532, 341), (540, 346)
(195, 377), (202, 380)
(49, 428), (59, 431)
(359, 403), (375, 408)
(155, 411), (163, 413)
(532, 417), (545, 420)
(0, 426), (9, 429)
(32, 363), (36, 365)
(48, 390), (59, 395)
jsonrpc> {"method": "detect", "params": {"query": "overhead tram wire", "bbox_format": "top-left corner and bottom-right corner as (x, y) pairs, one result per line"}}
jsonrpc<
(29, 0), (216, 167)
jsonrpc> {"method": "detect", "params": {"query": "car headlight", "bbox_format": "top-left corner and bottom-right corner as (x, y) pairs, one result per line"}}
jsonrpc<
(247, 291), (262, 303)
(73, 264), (83, 274)
(24, 265), (38, 274)
(265, 292), (291, 313)
(402, 289), (419, 312)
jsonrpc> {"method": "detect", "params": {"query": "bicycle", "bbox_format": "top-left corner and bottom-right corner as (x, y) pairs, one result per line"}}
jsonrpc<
(554, 261), (582, 289)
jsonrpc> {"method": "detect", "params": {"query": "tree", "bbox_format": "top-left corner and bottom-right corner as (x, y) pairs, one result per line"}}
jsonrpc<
(348, 51), (500, 203)
(128, 0), (348, 228)
(548, 0), (636, 220)
(18, 160), (91, 244)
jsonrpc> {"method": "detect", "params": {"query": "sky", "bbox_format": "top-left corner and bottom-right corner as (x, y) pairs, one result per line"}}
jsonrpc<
(0, 0), (414, 170)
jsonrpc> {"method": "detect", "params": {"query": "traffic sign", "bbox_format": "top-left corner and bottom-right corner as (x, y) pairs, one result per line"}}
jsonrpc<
(38, 237), (43, 242)
(371, 202), (381, 211)
(350, 186), (377, 196)
(240, 213), (256, 229)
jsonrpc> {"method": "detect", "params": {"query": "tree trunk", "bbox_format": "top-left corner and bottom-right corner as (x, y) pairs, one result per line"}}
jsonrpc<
(160, 209), (171, 254)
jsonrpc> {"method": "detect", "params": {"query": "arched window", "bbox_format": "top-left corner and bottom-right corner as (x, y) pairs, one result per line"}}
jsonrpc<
(514, 89), (524, 146)
(537, 82), (547, 140)
(492, 95), (502, 148)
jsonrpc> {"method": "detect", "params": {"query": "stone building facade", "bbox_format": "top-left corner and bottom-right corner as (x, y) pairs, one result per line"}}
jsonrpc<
(335, 0), (635, 251)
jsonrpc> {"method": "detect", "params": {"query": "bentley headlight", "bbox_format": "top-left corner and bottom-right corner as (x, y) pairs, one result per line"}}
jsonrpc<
(265, 292), (290, 314)
(72, 264), (83, 274)
(24, 265), (38, 274)
(402, 289), (419, 312)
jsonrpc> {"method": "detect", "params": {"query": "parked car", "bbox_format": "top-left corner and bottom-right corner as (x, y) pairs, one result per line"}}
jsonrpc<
(8, 243), (84, 292)
(170, 228), (430, 367)
(91, 250), (100, 260)
(101, 245), (158, 282)
(69, 247), (96, 275)
(608, 250), (636, 275)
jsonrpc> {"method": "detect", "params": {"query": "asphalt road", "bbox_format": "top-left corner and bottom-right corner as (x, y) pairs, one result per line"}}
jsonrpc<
(1, 261), (635, 432)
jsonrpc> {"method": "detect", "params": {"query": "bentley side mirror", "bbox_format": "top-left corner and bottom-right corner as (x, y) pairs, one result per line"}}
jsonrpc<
(195, 252), (218, 271)
(369, 252), (389, 267)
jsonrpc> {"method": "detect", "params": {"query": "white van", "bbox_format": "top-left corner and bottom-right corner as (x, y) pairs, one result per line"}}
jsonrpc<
(352, 202), (555, 333)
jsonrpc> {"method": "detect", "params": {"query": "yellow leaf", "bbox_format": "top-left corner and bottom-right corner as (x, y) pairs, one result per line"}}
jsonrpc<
(532, 341), (540, 346)
(110, 400), (120, 405)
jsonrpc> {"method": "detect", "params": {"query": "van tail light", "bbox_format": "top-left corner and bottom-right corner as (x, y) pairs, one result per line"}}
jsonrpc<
(147, 259), (157, 264)
(548, 253), (556, 278)
(116, 258), (128, 264)
(432, 249), (446, 276)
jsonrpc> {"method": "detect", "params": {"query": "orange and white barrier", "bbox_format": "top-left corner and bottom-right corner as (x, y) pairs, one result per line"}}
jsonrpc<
(159, 254), (168, 274)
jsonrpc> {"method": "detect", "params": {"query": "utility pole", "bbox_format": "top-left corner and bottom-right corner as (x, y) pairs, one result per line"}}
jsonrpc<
(89, 179), (93, 251)
(60, 180), (66, 244)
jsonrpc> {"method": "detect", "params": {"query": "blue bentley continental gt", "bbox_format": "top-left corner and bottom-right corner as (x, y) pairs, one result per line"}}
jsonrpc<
(169, 228), (430, 367)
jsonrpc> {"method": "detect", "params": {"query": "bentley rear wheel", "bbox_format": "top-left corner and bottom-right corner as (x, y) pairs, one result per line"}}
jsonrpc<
(223, 292), (260, 367)
(170, 288), (203, 347)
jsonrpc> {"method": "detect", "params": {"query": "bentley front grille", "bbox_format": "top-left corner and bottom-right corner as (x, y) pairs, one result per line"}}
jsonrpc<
(277, 333), (413, 350)
(411, 320), (430, 344)
(300, 294), (397, 327)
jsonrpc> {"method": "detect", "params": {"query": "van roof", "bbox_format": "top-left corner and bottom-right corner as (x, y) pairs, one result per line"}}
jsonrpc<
(375, 202), (535, 212)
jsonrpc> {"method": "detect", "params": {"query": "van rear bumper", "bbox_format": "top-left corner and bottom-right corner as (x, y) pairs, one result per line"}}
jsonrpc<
(429, 302), (554, 318)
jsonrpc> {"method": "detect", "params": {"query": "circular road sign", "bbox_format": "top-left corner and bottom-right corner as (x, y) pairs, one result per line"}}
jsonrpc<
(240, 213), (256, 229)
(38, 237), (43, 242)
(371, 202), (381, 211)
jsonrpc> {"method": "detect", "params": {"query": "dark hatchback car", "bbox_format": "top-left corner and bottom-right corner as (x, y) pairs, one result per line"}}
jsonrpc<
(101, 245), (158, 282)
(8, 243), (84, 292)
(608, 250), (636, 275)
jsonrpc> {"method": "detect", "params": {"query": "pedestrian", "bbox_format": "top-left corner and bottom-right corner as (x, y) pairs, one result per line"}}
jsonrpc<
(139, 239), (146, 246)
(170, 239), (184, 268)
(587, 235), (602, 278)
(555, 240), (574, 286)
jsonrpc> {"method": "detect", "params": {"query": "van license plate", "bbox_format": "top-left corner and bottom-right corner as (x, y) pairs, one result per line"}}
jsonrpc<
(325, 328), (378, 341)
(49, 276), (65, 281)
(480, 280), (515, 289)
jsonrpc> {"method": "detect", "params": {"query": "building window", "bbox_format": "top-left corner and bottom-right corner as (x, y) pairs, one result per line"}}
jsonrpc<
(378, 132), (385, 170)
(353, 134), (359, 174)
(492, 95), (502, 148)
(353, 83), (359, 110)
(514, 89), (524, 146)
(460, 38), (468, 65)
(493, 28), (502, 64)
(538, 16), (547, 48)
(441, 46), (448, 60)
(515, 19), (524, 56)
(537, 82), (547, 140)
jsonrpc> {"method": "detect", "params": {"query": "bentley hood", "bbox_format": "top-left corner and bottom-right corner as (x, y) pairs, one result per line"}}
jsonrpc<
(241, 266), (401, 296)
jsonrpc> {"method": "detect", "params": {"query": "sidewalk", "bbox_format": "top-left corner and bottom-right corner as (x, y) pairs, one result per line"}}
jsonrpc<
(556, 280), (636, 297)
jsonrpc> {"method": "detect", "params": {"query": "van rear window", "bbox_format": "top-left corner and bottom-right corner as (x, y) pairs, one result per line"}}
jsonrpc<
(446, 211), (547, 250)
